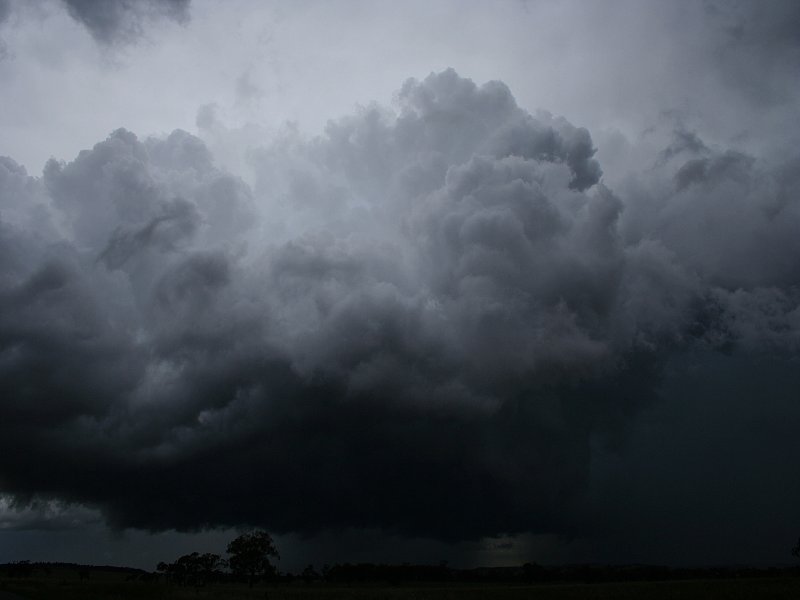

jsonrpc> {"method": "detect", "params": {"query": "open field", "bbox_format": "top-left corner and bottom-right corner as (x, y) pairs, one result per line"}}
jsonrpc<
(3, 576), (800, 600)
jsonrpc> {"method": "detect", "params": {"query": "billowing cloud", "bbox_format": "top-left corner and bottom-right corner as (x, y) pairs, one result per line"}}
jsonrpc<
(0, 70), (798, 552)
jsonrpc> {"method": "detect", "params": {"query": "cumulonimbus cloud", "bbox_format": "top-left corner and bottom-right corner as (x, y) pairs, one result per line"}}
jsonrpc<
(0, 70), (798, 540)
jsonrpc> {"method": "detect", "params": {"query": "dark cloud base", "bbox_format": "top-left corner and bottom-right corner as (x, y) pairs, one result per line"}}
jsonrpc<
(1, 70), (799, 555)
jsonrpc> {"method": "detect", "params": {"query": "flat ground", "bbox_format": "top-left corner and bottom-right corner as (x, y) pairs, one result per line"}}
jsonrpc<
(2, 575), (800, 600)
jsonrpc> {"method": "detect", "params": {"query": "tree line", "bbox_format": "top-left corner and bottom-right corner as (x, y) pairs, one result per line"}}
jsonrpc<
(4, 534), (799, 587)
(157, 530), (278, 587)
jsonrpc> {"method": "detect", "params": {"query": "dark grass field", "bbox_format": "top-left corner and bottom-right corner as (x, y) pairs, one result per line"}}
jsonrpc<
(3, 572), (800, 600)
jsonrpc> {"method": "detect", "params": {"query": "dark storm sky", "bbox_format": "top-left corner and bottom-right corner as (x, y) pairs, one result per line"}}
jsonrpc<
(1, 0), (799, 570)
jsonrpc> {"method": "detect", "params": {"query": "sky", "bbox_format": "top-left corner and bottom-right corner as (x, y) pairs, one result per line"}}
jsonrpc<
(0, 0), (799, 572)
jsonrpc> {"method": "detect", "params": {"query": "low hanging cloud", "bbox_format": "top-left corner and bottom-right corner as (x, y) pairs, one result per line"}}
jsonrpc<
(0, 70), (798, 542)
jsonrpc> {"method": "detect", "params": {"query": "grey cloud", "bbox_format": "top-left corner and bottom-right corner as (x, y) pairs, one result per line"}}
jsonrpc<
(396, 70), (603, 192)
(673, 151), (754, 192)
(707, 0), (800, 106)
(61, 0), (191, 44)
(0, 0), (8, 57)
(44, 128), (165, 252)
(155, 251), (230, 310)
(0, 70), (798, 558)
(44, 128), (254, 256)
(0, 0), (9, 58)
(98, 198), (200, 269)
(0, 254), (143, 427)
(657, 128), (709, 166)
(623, 144), (800, 291)
(0, 157), (54, 235)
(0, 496), (101, 531)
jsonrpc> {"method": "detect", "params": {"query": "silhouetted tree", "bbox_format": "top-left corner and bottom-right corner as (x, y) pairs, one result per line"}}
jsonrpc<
(156, 561), (171, 583)
(161, 554), (197, 586)
(301, 564), (320, 582)
(227, 530), (279, 587)
(157, 552), (225, 587)
(197, 552), (226, 584)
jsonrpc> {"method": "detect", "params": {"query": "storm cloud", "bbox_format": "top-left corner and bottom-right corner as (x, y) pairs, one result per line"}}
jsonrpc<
(1, 65), (797, 554)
